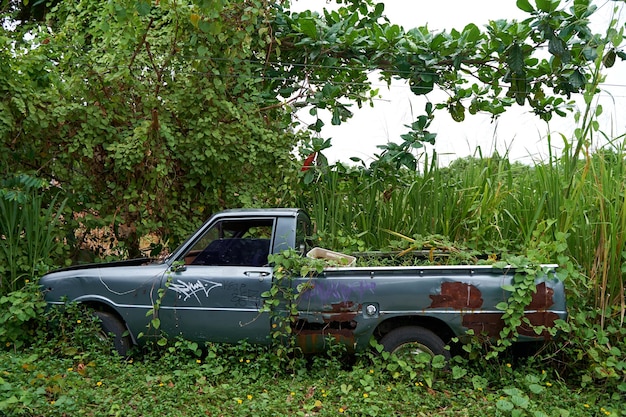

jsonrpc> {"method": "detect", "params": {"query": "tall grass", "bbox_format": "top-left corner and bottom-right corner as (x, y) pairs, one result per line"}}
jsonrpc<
(0, 174), (66, 295)
(584, 146), (626, 326)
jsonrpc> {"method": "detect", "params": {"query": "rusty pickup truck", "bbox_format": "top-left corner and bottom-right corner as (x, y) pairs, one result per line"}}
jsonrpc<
(40, 208), (567, 357)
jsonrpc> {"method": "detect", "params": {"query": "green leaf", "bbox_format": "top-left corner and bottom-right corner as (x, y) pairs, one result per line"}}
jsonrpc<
(308, 119), (324, 132)
(452, 365), (468, 379)
(198, 20), (212, 33)
(449, 101), (465, 122)
(409, 73), (435, 95)
(548, 36), (570, 63)
(507, 43), (525, 74)
(331, 107), (341, 126)
(462, 24), (481, 43)
(568, 69), (586, 90)
(535, 0), (559, 13)
(511, 394), (530, 409)
(299, 18), (317, 39)
(603, 49), (616, 68)
(496, 399), (514, 411)
(572, 0), (590, 18)
(516, 0), (535, 13)
(136, 0), (151, 16)
(528, 383), (545, 394)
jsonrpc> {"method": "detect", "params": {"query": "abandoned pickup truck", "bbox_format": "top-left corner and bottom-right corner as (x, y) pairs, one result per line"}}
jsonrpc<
(40, 208), (567, 357)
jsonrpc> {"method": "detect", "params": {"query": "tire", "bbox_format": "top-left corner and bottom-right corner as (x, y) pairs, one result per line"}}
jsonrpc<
(380, 326), (450, 361)
(93, 310), (132, 356)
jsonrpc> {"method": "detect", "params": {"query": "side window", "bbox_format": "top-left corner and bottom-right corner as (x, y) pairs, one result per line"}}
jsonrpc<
(184, 219), (274, 267)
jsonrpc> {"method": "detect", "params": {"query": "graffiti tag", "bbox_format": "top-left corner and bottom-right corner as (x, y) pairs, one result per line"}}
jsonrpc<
(224, 281), (261, 307)
(169, 279), (223, 303)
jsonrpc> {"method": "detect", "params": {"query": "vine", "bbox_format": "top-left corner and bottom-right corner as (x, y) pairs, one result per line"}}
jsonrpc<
(137, 261), (182, 347)
(486, 257), (549, 359)
(485, 223), (571, 359)
(260, 250), (326, 360)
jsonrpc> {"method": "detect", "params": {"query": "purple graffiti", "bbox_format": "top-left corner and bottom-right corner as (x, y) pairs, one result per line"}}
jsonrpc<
(301, 280), (376, 302)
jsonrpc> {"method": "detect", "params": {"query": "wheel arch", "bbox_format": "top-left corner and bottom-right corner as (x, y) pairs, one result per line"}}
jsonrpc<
(373, 315), (457, 346)
(76, 298), (136, 345)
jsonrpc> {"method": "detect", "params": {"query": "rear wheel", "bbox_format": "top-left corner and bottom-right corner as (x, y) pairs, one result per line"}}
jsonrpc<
(93, 311), (132, 356)
(380, 326), (450, 361)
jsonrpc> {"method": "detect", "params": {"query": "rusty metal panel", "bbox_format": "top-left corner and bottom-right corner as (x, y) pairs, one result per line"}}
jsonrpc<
(429, 282), (484, 309)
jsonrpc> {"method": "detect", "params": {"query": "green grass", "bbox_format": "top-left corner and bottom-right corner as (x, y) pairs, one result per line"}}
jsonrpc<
(1, 342), (624, 417)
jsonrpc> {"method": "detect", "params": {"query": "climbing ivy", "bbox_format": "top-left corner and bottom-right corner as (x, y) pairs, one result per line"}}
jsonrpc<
(260, 249), (325, 359)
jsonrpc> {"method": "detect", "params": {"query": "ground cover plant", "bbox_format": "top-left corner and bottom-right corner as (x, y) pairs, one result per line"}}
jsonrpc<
(1, 328), (624, 417)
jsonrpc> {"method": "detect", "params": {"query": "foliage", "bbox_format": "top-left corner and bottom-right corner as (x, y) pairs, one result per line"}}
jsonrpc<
(260, 249), (326, 363)
(296, 126), (626, 389)
(0, 281), (47, 350)
(2, 0), (303, 256)
(277, 0), (625, 168)
(2, 0), (623, 257)
(0, 174), (66, 295)
(137, 262), (182, 349)
(1, 0), (626, 410)
(369, 338), (448, 389)
(0, 341), (624, 417)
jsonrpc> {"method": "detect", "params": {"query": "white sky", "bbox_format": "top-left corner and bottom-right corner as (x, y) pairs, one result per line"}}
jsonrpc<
(290, 0), (626, 166)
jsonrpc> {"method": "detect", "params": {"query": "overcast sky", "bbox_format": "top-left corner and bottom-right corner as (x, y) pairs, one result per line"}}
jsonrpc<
(290, 0), (626, 165)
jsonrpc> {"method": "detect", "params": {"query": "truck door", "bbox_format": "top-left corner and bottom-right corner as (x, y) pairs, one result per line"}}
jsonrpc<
(159, 217), (274, 344)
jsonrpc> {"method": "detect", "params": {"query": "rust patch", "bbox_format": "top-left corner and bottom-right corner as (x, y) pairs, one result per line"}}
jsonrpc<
(527, 282), (554, 310)
(462, 311), (559, 339)
(462, 313), (504, 337)
(430, 282), (483, 309)
(295, 330), (356, 354)
(517, 312), (559, 338)
(293, 301), (360, 353)
(322, 301), (361, 322)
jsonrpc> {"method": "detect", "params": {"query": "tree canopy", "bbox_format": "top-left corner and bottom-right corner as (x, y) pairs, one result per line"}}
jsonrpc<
(1, 0), (623, 254)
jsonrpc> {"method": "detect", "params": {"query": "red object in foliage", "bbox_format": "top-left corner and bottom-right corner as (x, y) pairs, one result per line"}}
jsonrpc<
(301, 152), (317, 171)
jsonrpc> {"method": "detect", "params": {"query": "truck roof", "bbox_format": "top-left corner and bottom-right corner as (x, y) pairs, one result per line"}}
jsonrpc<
(216, 208), (304, 218)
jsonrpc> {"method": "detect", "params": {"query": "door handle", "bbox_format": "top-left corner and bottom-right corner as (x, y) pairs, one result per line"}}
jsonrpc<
(244, 271), (271, 281)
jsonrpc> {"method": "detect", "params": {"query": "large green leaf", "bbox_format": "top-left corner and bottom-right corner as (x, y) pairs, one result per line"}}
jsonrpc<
(461, 23), (481, 43)
(507, 43), (525, 74)
(602, 49), (616, 68)
(516, 0), (535, 13)
(568, 69), (586, 90)
(298, 17), (318, 39)
(136, 0), (151, 16)
(535, 0), (559, 13)
(548, 36), (570, 63)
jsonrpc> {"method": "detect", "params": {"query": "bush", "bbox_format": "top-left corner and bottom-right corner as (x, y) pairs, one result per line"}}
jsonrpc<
(0, 281), (48, 350)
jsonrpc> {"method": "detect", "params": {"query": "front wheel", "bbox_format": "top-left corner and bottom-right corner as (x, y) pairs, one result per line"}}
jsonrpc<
(380, 326), (450, 361)
(93, 310), (132, 356)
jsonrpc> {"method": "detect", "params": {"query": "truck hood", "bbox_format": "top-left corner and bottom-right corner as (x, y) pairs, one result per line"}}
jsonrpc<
(49, 258), (156, 274)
